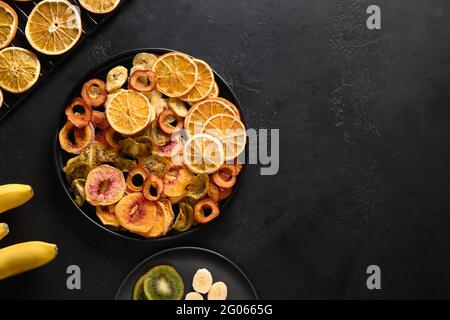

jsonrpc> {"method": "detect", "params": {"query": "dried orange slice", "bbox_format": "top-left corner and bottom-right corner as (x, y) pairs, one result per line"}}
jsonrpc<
(180, 59), (214, 103)
(184, 99), (237, 137)
(0, 2), (18, 49)
(183, 134), (224, 174)
(152, 52), (198, 97)
(25, 0), (82, 55)
(106, 90), (154, 136)
(0, 47), (40, 94)
(79, 0), (121, 14)
(210, 97), (240, 118)
(208, 81), (219, 98)
(202, 114), (246, 160)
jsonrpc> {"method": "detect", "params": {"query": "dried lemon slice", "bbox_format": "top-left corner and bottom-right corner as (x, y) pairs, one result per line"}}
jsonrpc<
(202, 114), (246, 160)
(0, 2), (18, 49)
(152, 52), (198, 97)
(0, 47), (41, 94)
(79, 0), (121, 14)
(183, 134), (224, 174)
(180, 59), (215, 103)
(184, 99), (237, 137)
(106, 90), (154, 136)
(25, 0), (82, 55)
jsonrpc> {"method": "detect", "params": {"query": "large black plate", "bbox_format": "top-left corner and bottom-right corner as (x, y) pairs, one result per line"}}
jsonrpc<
(54, 48), (247, 241)
(115, 247), (258, 300)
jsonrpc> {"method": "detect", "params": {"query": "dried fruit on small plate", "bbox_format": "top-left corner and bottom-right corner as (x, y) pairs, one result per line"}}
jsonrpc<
(143, 265), (184, 300)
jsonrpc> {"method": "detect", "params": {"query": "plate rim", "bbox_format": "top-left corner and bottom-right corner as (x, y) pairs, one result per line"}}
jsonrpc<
(53, 48), (248, 242)
(114, 246), (259, 300)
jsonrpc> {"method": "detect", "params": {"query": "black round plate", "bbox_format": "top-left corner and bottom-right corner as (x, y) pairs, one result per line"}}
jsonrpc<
(115, 247), (258, 300)
(54, 48), (247, 241)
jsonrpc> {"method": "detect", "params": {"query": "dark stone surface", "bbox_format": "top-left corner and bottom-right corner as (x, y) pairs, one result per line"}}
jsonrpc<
(0, 0), (449, 299)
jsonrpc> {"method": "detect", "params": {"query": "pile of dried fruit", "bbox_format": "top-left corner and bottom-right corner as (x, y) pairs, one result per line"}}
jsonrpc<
(59, 51), (246, 239)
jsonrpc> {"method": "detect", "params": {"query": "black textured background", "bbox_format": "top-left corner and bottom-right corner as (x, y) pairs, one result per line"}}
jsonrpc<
(0, 0), (449, 299)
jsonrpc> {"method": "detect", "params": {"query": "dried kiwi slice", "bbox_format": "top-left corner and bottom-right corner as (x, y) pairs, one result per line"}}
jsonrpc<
(184, 174), (209, 200)
(173, 202), (194, 232)
(120, 138), (152, 158)
(138, 154), (170, 178)
(143, 265), (184, 300)
(133, 274), (148, 300)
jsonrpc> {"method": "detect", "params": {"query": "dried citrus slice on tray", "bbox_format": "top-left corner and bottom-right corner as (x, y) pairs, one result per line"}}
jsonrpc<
(79, 0), (121, 14)
(0, 47), (40, 94)
(184, 99), (237, 136)
(25, 0), (82, 55)
(183, 134), (224, 174)
(180, 59), (215, 103)
(106, 90), (154, 135)
(202, 114), (247, 160)
(0, 2), (18, 49)
(152, 52), (198, 97)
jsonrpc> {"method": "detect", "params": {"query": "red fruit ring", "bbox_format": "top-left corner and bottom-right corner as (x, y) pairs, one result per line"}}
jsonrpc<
(126, 165), (150, 192)
(92, 111), (110, 130)
(105, 127), (121, 149)
(81, 79), (107, 107)
(65, 98), (93, 128)
(194, 198), (220, 224)
(212, 164), (237, 189)
(128, 69), (157, 92)
(143, 174), (164, 201)
(59, 121), (95, 154)
(158, 109), (183, 134)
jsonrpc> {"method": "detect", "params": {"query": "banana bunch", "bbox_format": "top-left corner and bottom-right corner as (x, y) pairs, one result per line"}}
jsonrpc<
(0, 184), (58, 281)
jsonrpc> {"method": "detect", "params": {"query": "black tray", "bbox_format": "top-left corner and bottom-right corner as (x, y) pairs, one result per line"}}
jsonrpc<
(0, 0), (130, 124)
(115, 247), (259, 300)
(54, 48), (247, 241)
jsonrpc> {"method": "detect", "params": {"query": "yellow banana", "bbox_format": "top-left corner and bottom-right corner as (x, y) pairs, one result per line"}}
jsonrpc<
(0, 241), (58, 280)
(0, 184), (34, 214)
(0, 223), (8, 240)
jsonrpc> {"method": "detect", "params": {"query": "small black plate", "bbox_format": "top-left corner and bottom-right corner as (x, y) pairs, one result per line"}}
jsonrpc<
(53, 48), (247, 241)
(115, 247), (258, 300)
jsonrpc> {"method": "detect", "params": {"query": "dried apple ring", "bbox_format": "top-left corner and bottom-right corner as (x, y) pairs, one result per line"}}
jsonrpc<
(65, 98), (93, 128)
(219, 187), (233, 201)
(158, 109), (183, 134)
(105, 127), (122, 149)
(143, 174), (164, 201)
(81, 79), (107, 107)
(59, 121), (95, 154)
(194, 198), (220, 224)
(207, 182), (220, 203)
(126, 165), (150, 193)
(92, 111), (110, 130)
(129, 69), (157, 92)
(212, 164), (237, 189)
